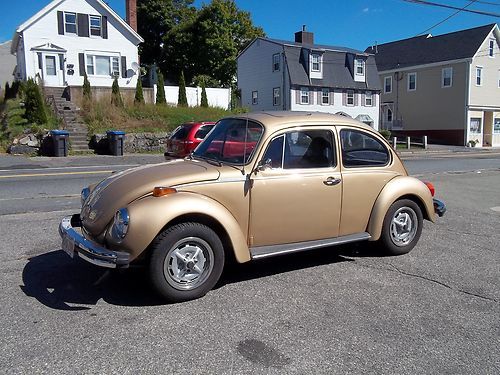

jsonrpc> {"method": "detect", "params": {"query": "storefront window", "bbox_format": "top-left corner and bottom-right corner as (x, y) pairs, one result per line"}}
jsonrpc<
(470, 118), (482, 133)
(494, 118), (500, 134)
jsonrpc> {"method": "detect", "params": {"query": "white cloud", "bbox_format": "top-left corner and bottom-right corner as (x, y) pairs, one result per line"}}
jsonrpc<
(363, 7), (370, 13)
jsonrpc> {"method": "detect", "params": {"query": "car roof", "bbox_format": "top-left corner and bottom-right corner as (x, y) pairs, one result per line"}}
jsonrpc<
(228, 111), (375, 133)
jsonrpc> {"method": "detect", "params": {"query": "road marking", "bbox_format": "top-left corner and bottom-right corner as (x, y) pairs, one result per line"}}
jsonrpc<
(0, 170), (113, 179)
(0, 194), (80, 201)
(491, 207), (500, 213)
(0, 164), (139, 173)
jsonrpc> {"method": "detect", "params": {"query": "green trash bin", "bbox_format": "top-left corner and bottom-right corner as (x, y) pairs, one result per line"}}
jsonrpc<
(50, 130), (69, 157)
(107, 130), (125, 156)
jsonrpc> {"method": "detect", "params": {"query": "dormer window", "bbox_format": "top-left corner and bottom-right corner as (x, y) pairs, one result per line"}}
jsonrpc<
(355, 58), (365, 76)
(311, 54), (321, 72)
(90, 15), (102, 37)
(64, 12), (77, 34)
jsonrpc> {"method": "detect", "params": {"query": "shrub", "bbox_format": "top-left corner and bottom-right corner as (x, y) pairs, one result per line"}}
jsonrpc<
(177, 71), (188, 107)
(134, 77), (144, 104)
(379, 129), (391, 140)
(200, 79), (208, 108)
(111, 77), (124, 107)
(83, 73), (91, 100)
(156, 71), (166, 105)
(24, 78), (48, 125)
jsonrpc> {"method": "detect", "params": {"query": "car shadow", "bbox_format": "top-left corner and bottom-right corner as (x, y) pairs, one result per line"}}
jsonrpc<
(21, 242), (373, 310)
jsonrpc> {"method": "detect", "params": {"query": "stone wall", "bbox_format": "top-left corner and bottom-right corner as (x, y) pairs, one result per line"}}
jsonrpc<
(68, 86), (155, 106)
(91, 132), (169, 154)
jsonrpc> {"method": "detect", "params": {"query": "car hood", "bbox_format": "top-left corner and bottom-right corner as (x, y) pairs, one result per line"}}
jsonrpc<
(81, 159), (220, 235)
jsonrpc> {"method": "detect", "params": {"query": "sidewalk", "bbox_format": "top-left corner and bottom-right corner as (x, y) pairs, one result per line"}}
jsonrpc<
(397, 144), (500, 158)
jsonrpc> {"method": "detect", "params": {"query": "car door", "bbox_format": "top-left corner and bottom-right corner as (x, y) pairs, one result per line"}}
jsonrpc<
(249, 127), (342, 247)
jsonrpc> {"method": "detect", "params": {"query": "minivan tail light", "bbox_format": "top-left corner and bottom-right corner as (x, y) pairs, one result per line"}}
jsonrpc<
(424, 182), (435, 197)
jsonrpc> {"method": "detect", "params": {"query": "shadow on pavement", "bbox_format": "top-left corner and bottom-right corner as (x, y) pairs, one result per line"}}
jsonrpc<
(21, 242), (374, 310)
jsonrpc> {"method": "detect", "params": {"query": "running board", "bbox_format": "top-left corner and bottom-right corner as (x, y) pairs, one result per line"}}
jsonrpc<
(250, 232), (371, 260)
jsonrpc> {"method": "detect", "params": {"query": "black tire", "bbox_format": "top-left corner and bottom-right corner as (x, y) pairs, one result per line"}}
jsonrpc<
(379, 199), (423, 256)
(149, 222), (225, 302)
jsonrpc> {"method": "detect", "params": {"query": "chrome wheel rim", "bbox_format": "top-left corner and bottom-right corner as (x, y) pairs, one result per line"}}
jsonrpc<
(164, 237), (214, 291)
(390, 207), (418, 247)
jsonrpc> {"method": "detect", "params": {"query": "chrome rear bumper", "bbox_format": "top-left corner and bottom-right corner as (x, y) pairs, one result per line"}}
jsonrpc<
(58, 214), (130, 268)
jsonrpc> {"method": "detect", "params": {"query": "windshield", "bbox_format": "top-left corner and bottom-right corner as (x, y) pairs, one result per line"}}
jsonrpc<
(193, 118), (263, 165)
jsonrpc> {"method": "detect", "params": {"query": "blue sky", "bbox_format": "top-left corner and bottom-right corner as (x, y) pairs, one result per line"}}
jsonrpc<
(1, 0), (499, 50)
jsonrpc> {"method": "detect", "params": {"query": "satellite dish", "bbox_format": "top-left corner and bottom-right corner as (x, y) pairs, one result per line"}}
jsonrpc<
(131, 62), (140, 72)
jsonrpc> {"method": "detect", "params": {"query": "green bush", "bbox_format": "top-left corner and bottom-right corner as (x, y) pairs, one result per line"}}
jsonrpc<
(200, 79), (208, 108)
(83, 73), (91, 100)
(177, 71), (188, 107)
(156, 71), (166, 105)
(379, 129), (391, 140)
(134, 77), (144, 104)
(24, 78), (48, 125)
(111, 77), (124, 107)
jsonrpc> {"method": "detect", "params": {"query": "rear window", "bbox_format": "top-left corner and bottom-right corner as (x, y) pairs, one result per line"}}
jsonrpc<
(194, 125), (214, 139)
(170, 125), (191, 140)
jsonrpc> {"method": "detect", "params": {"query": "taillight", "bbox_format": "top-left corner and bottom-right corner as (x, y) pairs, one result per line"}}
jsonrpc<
(424, 182), (435, 197)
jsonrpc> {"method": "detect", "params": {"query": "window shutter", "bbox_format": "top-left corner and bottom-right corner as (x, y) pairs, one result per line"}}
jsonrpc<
(57, 11), (64, 35)
(317, 90), (321, 104)
(361, 93), (365, 106)
(342, 91), (346, 106)
(79, 53), (86, 76)
(372, 93), (376, 107)
(121, 56), (127, 78)
(295, 89), (300, 104)
(308, 90), (313, 105)
(77, 14), (89, 37)
(58, 54), (64, 70)
(37, 53), (43, 70)
(102, 16), (108, 39)
(354, 92), (358, 106)
(329, 91), (334, 105)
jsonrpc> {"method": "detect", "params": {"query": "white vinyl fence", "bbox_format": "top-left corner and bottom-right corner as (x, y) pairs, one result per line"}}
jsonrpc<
(153, 85), (231, 109)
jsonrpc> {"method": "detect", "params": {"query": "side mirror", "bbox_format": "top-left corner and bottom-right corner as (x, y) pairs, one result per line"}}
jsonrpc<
(255, 158), (272, 172)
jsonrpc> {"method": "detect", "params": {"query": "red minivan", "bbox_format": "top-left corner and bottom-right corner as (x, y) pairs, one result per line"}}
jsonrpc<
(164, 122), (216, 158)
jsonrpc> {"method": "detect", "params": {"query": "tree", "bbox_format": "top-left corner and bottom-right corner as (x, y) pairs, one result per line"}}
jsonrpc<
(83, 73), (91, 100)
(134, 77), (145, 104)
(156, 71), (166, 105)
(200, 79), (208, 107)
(177, 71), (188, 107)
(4, 82), (10, 101)
(24, 78), (48, 125)
(111, 77), (123, 107)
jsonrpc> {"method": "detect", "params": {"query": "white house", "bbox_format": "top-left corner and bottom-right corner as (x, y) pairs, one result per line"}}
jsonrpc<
(237, 28), (381, 129)
(11, 0), (143, 88)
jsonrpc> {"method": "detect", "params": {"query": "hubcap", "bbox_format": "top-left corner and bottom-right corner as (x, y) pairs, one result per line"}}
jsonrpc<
(390, 207), (418, 247)
(164, 237), (214, 290)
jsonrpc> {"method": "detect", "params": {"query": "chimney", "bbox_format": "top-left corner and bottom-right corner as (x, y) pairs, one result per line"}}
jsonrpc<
(126, 0), (137, 32)
(294, 25), (314, 45)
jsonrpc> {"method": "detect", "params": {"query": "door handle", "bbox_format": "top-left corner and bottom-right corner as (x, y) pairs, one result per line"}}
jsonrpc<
(323, 177), (341, 186)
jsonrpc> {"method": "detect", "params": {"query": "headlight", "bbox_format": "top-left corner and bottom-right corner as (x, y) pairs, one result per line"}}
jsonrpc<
(111, 208), (130, 240)
(81, 187), (90, 206)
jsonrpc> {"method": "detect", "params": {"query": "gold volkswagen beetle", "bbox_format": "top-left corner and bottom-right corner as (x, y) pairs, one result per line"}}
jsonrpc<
(59, 112), (445, 302)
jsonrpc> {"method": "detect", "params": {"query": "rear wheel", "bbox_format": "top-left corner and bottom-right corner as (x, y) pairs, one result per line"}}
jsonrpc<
(379, 199), (423, 256)
(149, 222), (224, 302)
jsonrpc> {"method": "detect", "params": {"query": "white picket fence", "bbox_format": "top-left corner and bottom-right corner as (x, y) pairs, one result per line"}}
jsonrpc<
(153, 85), (231, 109)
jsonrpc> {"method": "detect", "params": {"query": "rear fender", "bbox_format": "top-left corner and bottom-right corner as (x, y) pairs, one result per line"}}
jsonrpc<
(367, 176), (435, 241)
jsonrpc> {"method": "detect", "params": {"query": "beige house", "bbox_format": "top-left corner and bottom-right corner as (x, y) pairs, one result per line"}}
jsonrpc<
(366, 24), (500, 147)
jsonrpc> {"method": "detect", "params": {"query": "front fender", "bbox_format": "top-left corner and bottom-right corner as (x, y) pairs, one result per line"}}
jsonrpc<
(108, 192), (250, 263)
(367, 176), (435, 241)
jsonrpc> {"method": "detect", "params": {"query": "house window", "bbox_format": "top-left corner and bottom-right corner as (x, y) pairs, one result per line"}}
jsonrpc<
(90, 15), (102, 37)
(442, 67), (453, 88)
(272, 53), (280, 71)
(300, 87), (309, 104)
(45, 56), (57, 76)
(355, 58), (365, 76)
(489, 39), (495, 58)
(408, 73), (417, 91)
(311, 54), (320, 72)
(64, 12), (77, 34)
(494, 118), (500, 134)
(476, 67), (483, 86)
(322, 88), (329, 105)
(346, 90), (355, 106)
(86, 55), (120, 76)
(252, 91), (258, 105)
(470, 118), (482, 133)
(384, 76), (392, 94)
(365, 92), (373, 106)
(273, 87), (280, 106)
(386, 108), (393, 122)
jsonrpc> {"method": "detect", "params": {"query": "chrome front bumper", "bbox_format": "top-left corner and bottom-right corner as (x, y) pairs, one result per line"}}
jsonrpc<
(59, 214), (130, 269)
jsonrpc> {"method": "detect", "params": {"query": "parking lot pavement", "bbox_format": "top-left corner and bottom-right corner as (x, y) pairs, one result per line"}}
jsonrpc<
(0, 170), (499, 374)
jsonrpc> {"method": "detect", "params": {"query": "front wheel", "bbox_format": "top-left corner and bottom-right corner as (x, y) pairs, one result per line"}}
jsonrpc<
(379, 199), (423, 256)
(149, 222), (225, 302)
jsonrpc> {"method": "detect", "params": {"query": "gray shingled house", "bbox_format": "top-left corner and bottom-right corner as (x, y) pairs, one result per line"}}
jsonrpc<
(237, 28), (381, 129)
(366, 23), (500, 147)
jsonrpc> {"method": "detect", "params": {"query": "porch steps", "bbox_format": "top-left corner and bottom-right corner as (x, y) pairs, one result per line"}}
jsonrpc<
(44, 87), (91, 153)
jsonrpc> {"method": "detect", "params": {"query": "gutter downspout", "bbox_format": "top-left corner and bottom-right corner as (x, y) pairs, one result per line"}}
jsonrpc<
(465, 59), (471, 146)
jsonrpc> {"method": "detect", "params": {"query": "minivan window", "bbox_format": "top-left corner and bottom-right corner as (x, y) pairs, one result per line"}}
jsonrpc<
(340, 129), (389, 167)
(171, 125), (190, 140)
(194, 125), (214, 139)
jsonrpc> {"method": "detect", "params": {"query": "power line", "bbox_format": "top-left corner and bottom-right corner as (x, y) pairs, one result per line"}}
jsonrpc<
(402, 0), (500, 17)
(417, 0), (478, 35)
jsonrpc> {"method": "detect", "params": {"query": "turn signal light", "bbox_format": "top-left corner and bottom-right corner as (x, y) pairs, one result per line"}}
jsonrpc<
(153, 187), (177, 197)
(424, 182), (435, 197)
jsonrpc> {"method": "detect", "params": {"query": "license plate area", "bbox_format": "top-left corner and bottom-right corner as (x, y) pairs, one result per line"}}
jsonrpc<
(62, 235), (75, 258)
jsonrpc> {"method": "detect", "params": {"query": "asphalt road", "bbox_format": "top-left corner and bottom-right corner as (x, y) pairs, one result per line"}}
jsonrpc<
(0, 153), (499, 374)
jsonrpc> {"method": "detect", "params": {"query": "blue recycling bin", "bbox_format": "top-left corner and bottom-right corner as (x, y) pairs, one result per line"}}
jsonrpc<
(106, 130), (125, 156)
(50, 130), (70, 157)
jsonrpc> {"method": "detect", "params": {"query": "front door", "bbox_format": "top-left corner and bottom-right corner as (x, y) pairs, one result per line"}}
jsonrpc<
(42, 54), (63, 87)
(249, 128), (342, 247)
